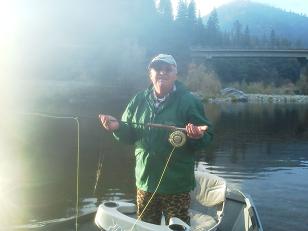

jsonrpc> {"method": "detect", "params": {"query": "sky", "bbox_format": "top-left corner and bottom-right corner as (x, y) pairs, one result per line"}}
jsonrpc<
(172, 0), (308, 16)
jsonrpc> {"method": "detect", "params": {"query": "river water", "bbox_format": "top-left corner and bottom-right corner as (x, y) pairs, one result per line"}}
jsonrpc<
(1, 99), (308, 231)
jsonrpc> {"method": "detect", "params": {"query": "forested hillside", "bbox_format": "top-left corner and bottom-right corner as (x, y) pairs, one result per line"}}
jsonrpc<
(210, 0), (308, 47)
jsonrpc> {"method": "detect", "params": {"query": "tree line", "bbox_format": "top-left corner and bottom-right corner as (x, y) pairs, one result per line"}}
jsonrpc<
(133, 0), (303, 54)
(110, 0), (306, 94)
(11, 0), (308, 111)
(30, 0), (307, 96)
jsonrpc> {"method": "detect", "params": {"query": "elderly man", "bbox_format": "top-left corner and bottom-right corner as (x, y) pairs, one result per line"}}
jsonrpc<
(99, 54), (213, 225)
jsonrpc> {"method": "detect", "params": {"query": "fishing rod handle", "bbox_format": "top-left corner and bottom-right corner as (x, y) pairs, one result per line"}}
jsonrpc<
(148, 123), (208, 132)
(179, 125), (208, 132)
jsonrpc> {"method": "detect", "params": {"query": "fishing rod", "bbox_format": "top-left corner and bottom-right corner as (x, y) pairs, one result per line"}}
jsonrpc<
(106, 117), (208, 132)
(104, 117), (208, 148)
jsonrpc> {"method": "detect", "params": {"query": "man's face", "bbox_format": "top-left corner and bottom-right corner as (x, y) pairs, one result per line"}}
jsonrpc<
(149, 62), (177, 97)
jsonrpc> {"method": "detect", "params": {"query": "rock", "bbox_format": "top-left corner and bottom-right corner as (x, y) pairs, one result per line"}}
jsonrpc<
(246, 94), (308, 103)
(190, 91), (204, 100)
(220, 88), (248, 102)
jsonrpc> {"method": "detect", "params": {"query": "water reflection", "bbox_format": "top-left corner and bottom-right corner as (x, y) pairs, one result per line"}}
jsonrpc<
(1, 97), (308, 230)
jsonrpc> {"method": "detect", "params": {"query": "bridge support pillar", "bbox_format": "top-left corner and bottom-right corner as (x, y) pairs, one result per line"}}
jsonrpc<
(297, 57), (308, 94)
(298, 57), (308, 76)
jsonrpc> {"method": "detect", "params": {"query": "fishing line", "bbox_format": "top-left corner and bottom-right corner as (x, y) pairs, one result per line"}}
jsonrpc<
(18, 111), (81, 231)
(15, 111), (171, 231)
(129, 146), (176, 231)
(16, 111), (96, 119)
(16, 111), (197, 231)
(93, 152), (104, 195)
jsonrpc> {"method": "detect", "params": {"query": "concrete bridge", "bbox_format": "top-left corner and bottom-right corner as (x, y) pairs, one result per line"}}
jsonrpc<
(191, 49), (308, 61)
(191, 48), (308, 76)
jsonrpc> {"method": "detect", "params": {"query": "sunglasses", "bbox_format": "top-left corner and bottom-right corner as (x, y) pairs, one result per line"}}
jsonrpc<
(150, 62), (174, 73)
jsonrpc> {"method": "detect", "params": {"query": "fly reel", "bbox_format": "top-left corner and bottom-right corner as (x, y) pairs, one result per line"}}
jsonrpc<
(168, 130), (186, 147)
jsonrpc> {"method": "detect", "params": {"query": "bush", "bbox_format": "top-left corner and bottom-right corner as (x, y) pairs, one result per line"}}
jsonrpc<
(184, 64), (222, 97)
(229, 80), (297, 95)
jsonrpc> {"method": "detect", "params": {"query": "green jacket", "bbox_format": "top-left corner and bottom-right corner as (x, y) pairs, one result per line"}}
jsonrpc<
(113, 80), (213, 194)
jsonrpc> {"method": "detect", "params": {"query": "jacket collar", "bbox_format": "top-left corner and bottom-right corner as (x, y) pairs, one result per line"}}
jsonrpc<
(145, 80), (188, 111)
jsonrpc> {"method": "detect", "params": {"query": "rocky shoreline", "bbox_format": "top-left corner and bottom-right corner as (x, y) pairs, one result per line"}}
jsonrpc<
(246, 94), (308, 103)
(207, 94), (308, 104)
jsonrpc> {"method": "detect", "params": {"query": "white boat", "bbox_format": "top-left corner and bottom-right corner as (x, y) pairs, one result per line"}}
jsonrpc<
(95, 171), (263, 231)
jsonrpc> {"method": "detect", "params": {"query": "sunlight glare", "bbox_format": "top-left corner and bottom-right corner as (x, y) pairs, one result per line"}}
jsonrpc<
(0, 146), (24, 226)
(0, 113), (28, 226)
(0, 1), (18, 44)
(0, 1), (20, 108)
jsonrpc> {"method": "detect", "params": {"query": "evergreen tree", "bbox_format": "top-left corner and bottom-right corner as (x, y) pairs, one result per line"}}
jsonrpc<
(205, 9), (221, 47)
(176, 0), (188, 22)
(130, 0), (158, 37)
(194, 11), (206, 46)
(222, 30), (231, 48)
(187, 0), (197, 26)
(175, 0), (189, 43)
(174, 0), (191, 74)
(295, 39), (303, 48)
(156, 0), (175, 53)
(187, 0), (197, 45)
(252, 36), (261, 48)
(158, 0), (173, 21)
(261, 33), (269, 48)
(231, 20), (242, 47)
(280, 38), (292, 48)
(130, 0), (161, 54)
(270, 29), (278, 48)
(243, 26), (251, 48)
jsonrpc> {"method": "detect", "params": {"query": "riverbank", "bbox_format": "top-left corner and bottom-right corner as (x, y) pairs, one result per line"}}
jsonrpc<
(207, 94), (308, 104)
(246, 94), (308, 103)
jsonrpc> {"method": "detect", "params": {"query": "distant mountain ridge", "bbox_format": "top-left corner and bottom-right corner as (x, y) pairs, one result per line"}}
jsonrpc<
(203, 0), (308, 47)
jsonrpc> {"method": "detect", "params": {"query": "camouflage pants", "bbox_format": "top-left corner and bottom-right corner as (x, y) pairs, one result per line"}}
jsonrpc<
(136, 189), (191, 225)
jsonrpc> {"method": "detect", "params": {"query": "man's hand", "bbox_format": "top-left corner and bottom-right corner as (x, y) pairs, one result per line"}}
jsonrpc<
(99, 114), (119, 132)
(185, 123), (208, 139)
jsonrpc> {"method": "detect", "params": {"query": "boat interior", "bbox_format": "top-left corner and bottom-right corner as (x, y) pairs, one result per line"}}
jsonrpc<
(95, 171), (263, 231)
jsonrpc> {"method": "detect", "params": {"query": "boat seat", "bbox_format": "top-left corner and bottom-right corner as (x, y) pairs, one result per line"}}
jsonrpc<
(190, 171), (227, 231)
(95, 201), (191, 231)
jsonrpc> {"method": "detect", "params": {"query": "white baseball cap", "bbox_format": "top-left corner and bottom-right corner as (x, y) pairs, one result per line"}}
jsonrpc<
(148, 54), (177, 69)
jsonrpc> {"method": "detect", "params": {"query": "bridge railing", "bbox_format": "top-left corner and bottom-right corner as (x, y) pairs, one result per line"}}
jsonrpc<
(190, 48), (308, 59)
